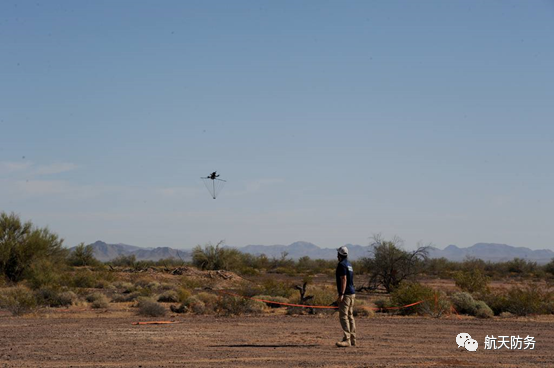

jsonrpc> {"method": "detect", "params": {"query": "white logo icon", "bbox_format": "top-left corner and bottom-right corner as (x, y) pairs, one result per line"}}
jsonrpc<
(456, 333), (478, 351)
(464, 338), (478, 351)
(456, 333), (472, 348)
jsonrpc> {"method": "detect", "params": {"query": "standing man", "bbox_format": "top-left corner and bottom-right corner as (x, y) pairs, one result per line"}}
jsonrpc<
(335, 246), (356, 347)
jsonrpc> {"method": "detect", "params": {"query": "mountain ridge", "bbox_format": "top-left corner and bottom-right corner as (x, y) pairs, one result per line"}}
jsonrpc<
(74, 241), (554, 264)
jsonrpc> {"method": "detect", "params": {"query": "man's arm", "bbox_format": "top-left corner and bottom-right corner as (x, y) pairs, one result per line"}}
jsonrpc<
(337, 275), (347, 304)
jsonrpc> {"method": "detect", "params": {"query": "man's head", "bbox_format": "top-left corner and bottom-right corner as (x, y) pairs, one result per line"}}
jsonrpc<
(337, 246), (348, 261)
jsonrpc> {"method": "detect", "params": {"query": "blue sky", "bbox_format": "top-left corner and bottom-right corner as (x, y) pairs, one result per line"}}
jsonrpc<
(1, 1), (553, 251)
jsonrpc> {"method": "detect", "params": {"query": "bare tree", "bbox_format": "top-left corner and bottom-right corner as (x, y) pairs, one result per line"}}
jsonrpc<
(361, 234), (430, 293)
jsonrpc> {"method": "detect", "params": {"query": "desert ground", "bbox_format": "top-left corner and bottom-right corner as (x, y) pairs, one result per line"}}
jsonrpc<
(1, 307), (553, 368)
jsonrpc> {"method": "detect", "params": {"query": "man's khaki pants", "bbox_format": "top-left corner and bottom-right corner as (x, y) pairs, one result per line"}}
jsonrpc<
(339, 294), (356, 344)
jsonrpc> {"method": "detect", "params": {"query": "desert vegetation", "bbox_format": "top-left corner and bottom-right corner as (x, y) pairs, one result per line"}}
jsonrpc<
(1, 212), (553, 319)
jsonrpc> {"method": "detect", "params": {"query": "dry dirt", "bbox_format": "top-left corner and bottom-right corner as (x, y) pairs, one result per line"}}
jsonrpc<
(1, 309), (553, 368)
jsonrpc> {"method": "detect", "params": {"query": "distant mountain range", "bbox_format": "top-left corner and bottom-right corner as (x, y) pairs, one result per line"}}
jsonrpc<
(427, 243), (554, 264)
(76, 240), (554, 264)
(74, 241), (191, 262)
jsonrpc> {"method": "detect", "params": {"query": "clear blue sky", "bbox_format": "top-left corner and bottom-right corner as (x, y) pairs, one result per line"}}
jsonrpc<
(1, 1), (553, 251)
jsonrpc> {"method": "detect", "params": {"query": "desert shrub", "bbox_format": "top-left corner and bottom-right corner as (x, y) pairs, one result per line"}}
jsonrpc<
(286, 306), (304, 315)
(360, 235), (429, 293)
(34, 287), (64, 307)
(216, 295), (263, 316)
(114, 281), (135, 293)
(544, 301), (554, 315)
(418, 291), (452, 318)
(453, 269), (490, 294)
(181, 296), (203, 312)
(0, 212), (68, 283)
(94, 279), (112, 289)
(545, 259), (554, 276)
(504, 258), (538, 275)
(450, 292), (478, 315)
(137, 297), (166, 317)
(159, 282), (174, 291)
(176, 287), (191, 303)
(310, 286), (336, 308)
(147, 281), (161, 290)
(110, 254), (137, 267)
(196, 292), (219, 310)
(136, 286), (154, 297)
(504, 285), (546, 316)
(239, 266), (259, 276)
(180, 277), (203, 290)
(390, 282), (434, 315)
(70, 269), (97, 288)
(260, 279), (294, 298)
(87, 292), (109, 309)
(157, 290), (179, 303)
(499, 312), (514, 318)
(67, 243), (99, 267)
(59, 291), (78, 306)
(477, 291), (509, 316)
(192, 242), (243, 271)
(190, 299), (207, 314)
(374, 298), (392, 311)
(252, 295), (289, 308)
(354, 305), (375, 317)
(246, 300), (267, 314)
(38, 290), (70, 307)
(112, 291), (141, 303)
(0, 285), (37, 315)
(26, 259), (61, 289)
(474, 301), (494, 319)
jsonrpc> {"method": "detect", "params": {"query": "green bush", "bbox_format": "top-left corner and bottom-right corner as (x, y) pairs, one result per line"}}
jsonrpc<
(110, 254), (137, 267)
(453, 269), (490, 294)
(190, 299), (207, 314)
(450, 292), (478, 315)
(70, 269), (97, 288)
(0, 212), (68, 283)
(390, 282), (435, 315)
(87, 292), (109, 309)
(216, 295), (264, 316)
(260, 279), (294, 298)
(67, 243), (99, 267)
(34, 287), (62, 307)
(180, 277), (203, 290)
(157, 290), (179, 303)
(147, 281), (161, 290)
(59, 291), (78, 307)
(196, 292), (219, 310)
(26, 259), (61, 290)
(112, 291), (141, 303)
(0, 285), (37, 315)
(310, 287), (336, 308)
(192, 242), (243, 271)
(504, 285), (546, 316)
(181, 296), (204, 314)
(113, 281), (135, 293)
(474, 301), (494, 319)
(477, 291), (509, 316)
(418, 291), (452, 318)
(137, 297), (166, 317)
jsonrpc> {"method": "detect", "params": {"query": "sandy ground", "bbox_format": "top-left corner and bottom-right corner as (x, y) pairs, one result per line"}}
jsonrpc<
(1, 310), (553, 368)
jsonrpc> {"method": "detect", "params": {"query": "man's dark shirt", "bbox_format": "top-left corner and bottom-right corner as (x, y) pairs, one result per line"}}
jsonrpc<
(336, 258), (355, 295)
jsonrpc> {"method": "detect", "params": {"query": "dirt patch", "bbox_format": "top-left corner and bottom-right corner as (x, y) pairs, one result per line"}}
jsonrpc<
(0, 311), (552, 367)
